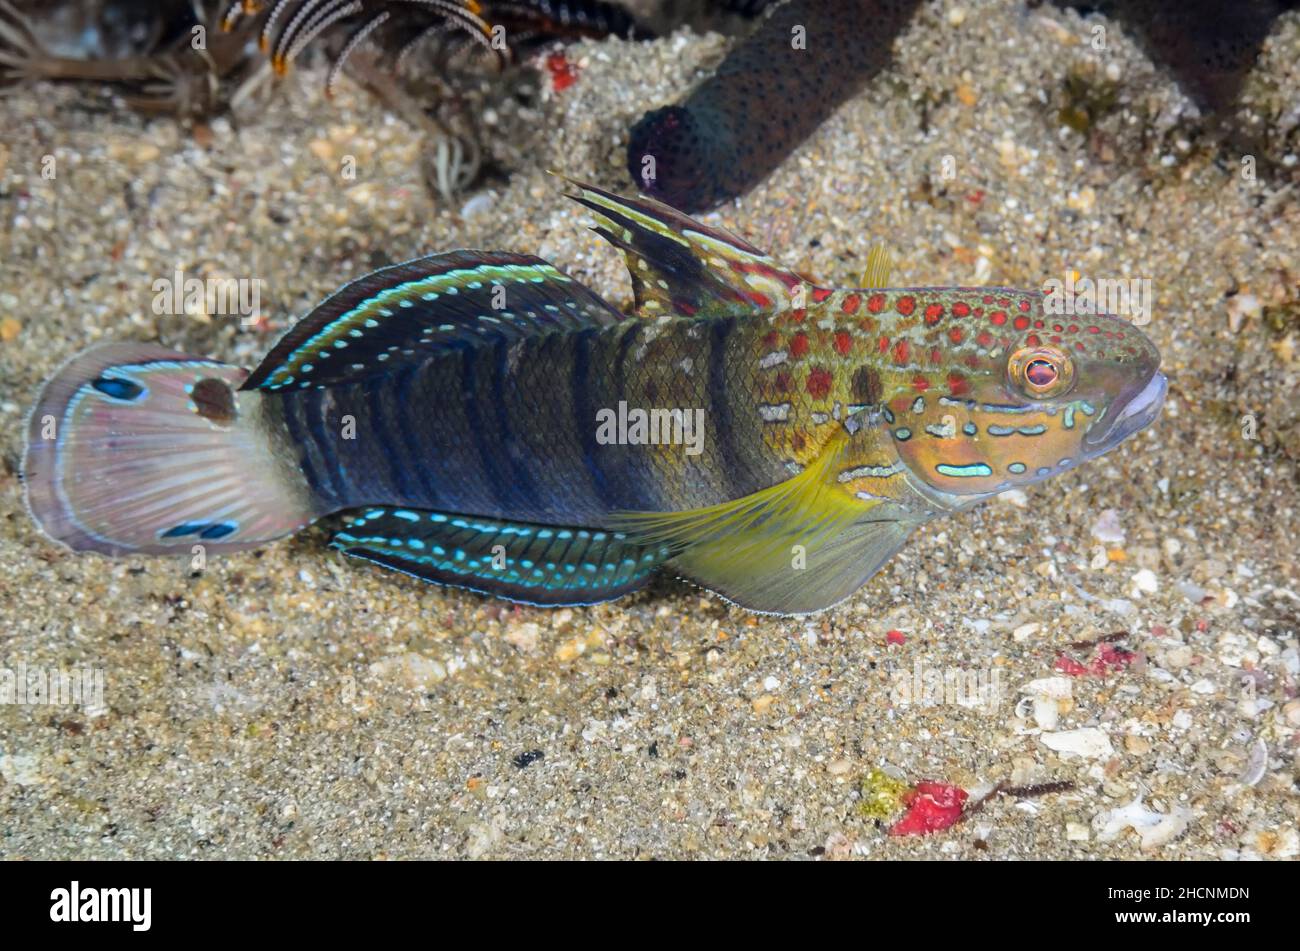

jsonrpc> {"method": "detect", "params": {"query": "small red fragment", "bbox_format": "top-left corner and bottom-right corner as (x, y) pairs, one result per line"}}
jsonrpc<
(1093, 643), (1136, 673)
(1055, 643), (1137, 677)
(888, 782), (968, 836)
(1054, 655), (1091, 677)
(546, 52), (579, 91)
(886, 629), (906, 645)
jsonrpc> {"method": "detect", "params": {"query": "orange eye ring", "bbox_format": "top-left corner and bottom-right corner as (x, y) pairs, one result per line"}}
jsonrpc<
(1009, 346), (1074, 399)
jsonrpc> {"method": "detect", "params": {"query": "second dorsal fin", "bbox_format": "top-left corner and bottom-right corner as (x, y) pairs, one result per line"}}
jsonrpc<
(243, 250), (624, 391)
(565, 178), (804, 319)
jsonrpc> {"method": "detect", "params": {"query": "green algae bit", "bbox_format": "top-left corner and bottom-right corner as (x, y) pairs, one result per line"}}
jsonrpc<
(859, 767), (910, 820)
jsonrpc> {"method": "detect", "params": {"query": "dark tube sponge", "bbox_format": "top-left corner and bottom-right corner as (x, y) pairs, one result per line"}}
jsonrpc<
(627, 0), (921, 213)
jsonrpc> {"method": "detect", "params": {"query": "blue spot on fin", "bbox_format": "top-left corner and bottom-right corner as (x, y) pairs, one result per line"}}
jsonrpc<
(91, 376), (145, 401)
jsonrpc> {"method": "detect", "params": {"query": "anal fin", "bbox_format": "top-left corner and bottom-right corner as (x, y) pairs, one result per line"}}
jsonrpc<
(330, 508), (670, 607)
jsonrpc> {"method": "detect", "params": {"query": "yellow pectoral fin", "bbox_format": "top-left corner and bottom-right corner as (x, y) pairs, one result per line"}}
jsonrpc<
(612, 432), (920, 614)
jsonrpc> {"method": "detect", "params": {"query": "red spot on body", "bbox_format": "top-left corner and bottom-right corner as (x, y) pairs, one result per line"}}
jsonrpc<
(789, 308), (807, 322)
(834, 331), (853, 355)
(946, 372), (969, 395)
(810, 287), (834, 303)
(976, 331), (993, 347)
(948, 327), (964, 344)
(1026, 333), (1041, 346)
(1052, 324), (1063, 332)
(911, 375), (930, 391)
(893, 339), (910, 364)
(763, 330), (780, 348)
(998, 297), (1011, 307)
(888, 782), (968, 837)
(1087, 325), (1100, 334)
(841, 293), (861, 314)
(952, 302), (971, 318)
(990, 310), (1007, 325)
(1050, 335), (1062, 344)
(1019, 299), (1031, 311)
(924, 303), (944, 324)
(929, 347), (943, 364)
(896, 296), (916, 316)
(982, 295), (994, 305)
(1075, 342), (1086, 351)
(878, 335), (890, 353)
(806, 367), (833, 400)
(1068, 324), (1079, 333)
(748, 292), (773, 308)
(867, 293), (886, 313)
(546, 52), (579, 91)
(1034, 320), (1045, 329)
(790, 331), (809, 358)
(1013, 315), (1030, 330)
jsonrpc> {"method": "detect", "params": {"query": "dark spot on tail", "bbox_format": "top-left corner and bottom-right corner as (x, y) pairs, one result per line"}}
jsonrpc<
(191, 377), (237, 425)
(91, 376), (144, 401)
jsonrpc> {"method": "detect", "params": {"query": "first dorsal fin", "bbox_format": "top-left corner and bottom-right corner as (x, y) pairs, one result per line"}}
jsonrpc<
(243, 250), (624, 391)
(859, 244), (894, 288)
(564, 178), (804, 319)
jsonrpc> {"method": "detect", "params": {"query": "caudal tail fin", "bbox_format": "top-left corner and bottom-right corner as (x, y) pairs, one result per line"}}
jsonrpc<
(22, 343), (319, 556)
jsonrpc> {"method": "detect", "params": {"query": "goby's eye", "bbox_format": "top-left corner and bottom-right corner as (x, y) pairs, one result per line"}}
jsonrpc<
(1026, 359), (1057, 388)
(1009, 346), (1074, 398)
